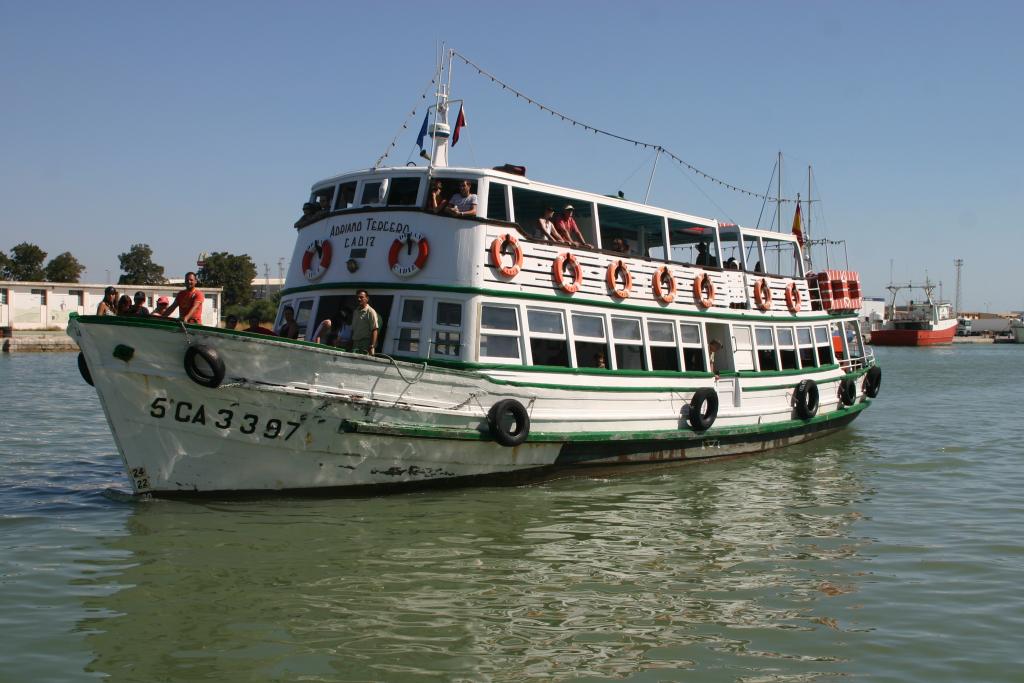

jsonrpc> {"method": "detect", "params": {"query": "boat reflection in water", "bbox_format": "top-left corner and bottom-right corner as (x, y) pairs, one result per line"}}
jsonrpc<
(77, 442), (875, 681)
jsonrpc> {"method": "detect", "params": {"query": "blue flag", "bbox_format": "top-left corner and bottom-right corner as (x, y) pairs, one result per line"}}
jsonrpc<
(416, 112), (429, 150)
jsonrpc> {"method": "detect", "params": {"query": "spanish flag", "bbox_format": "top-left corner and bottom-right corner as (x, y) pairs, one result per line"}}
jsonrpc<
(791, 202), (804, 246)
(452, 104), (467, 146)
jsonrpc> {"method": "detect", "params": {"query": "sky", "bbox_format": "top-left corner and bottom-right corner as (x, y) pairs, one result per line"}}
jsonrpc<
(2, 1), (1021, 310)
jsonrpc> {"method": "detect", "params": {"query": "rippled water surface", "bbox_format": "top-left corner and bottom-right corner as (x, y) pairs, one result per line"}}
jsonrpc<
(2, 348), (1022, 682)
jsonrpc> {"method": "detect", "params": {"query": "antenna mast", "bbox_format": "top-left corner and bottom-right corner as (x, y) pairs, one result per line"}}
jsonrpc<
(954, 258), (964, 316)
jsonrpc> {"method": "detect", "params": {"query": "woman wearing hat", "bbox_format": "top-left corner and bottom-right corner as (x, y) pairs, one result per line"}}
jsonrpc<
(96, 287), (118, 316)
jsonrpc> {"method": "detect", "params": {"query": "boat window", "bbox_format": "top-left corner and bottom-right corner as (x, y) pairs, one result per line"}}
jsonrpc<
(596, 203), (661, 256)
(829, 322), (846, 360)
(760, 235), (803, 278)
(510, 187), (594, 243)
(359, 180), (386, 206)
(777, 326), (798, 369)
(396, 298), (424, 355)
(796, 325), (817, 368)
(311, 186), (336, 212)
(611, 316), (645, 370)
(668, 219), (719, 267)
(571, 313), (609, 369)
(647, 319), (679, 372)
(293, 299), (314, 340)
(479, 304), (522, 361)
(745, 235), (766, 273)
(386, 177), (421, 206)
(679, 322), (706, 371)
(335, 182), (357, 210)
(487, 182), (509, 221)
(526, 308), (569, 367)
(755, 326), (779, 371)
(433, 301), (462, 358)
(814, 325), (833, 365)
(845, 321), (864, 358)
(718, 226), (743, 270)
(0, 288), (7, 305)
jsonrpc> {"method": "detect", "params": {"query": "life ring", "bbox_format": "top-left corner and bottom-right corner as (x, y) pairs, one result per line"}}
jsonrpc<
(184, 345), (226, 389)
(785, 282), (802, 313)
(652, 266), (676, 304)
(606, 260), (633, 299)
(793, 379), (819, 419)
(552, 252), (583, 294)
(488, 398), (530, 447)
(693, 273), (715, 308)
(688, 387), (719, 431)
(301, 239), (332, 281)
(388, 232), (430, 278)
(863, 365), (882, 398)
(489, 233), (524, 278)
(77, 352), (94, 387)
(838, 378), (857, 406)
(753, 278), (772, 311)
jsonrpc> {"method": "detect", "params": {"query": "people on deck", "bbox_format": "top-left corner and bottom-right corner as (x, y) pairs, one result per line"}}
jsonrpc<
(277, 305), (300, 339)
(351, 289), (380, 355)
(116, 295), (133, 316)
(96, 287), (118, 316)
(130, 291), (150, 317)
(224, 314), (239, 330)
(536, 207), (561, 242)
(708, 339), (723, 378)
(161, 271), (204, 324)
(444, 180), (478, 217)
(334, 309), (354, 351)
(152, 296), (170, 317)
(695, 242), (713, 267)
(610, 237), (630, 254)
(312, 318), (333, 344)
(426, 179), (447, 214)
(243, 314), (275, 336)
(555, 205), (590, 246)
(724, 257), (739, 270)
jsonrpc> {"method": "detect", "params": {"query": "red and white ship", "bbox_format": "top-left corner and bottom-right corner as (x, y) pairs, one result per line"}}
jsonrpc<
(870, 281), (957, 346)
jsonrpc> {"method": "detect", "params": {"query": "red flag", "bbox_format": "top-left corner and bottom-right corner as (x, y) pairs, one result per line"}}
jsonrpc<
(452, 104), (467, 146)
(791, 202), (804, 246)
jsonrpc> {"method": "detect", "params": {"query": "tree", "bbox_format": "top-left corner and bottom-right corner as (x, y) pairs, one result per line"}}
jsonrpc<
(6, 242), (47, 281)
(45, 252), (85, 283)
(198, 252), (257, 308)
(0, 251), (10, 280)
(118, 244), (166, 285)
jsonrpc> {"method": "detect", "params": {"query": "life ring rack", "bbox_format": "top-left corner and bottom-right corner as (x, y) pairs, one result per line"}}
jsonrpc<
(489, 233), (524, 278)
(552, 252), (583, 294)
(652, 266), (677, 304)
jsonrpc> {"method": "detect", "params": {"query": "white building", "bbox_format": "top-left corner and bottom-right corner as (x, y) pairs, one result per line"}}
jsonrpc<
(0, 281), (222, 332)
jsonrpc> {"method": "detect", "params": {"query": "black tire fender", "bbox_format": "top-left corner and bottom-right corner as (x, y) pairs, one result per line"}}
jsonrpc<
(793, 379), (819, 419)
(839, 378), (857, 406)
(77, 352), (94, 387)
(184, 345), (226, 389)
(688, 387), (719, 431)
(487, 399), (530, 447)
(863, 365), (882, 398)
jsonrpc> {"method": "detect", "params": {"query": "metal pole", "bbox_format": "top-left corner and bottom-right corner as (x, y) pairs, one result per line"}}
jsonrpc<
(644, 147), (662, 204)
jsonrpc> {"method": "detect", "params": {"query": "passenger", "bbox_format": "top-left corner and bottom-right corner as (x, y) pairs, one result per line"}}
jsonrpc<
(444, 180), (478, 217)
(161, 271), (204, 325)
(152, 296), (170, 317)
(695, 242), (713, 267)
(224, 314), (239, 330)
(426, 179), (447, 214)
(312, 318), (333, 344)
(594, 351), (607, 369)
(708, 339), (723, 378)
(334, 309), (354, 351)
(351, 289), (380, 355)
(294, 201), (320, 229)
(754, 261), (764, 273)
(116, 295), (133, 316)
(130, 291), (150, 317)
(277, 305), (300, 339)
(610, 237), (630, 254)
(725, 257), (739, 270)
(536, 206), (561, 242)
(555, 205), (590, 247)
(243, 314), (275, 336)
(96, 286), (118, 316)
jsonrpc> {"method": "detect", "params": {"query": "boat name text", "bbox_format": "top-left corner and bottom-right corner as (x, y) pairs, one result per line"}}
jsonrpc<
(330, 217), (412, 238)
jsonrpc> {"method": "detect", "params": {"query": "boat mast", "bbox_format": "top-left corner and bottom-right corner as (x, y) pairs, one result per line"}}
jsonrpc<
(427, 47), (453, 169)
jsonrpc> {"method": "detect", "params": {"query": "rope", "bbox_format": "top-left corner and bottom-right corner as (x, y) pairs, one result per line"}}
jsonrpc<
(451, 50), (800, 204)
(377, 353), (428, 385)
(374, 71), (439, 169)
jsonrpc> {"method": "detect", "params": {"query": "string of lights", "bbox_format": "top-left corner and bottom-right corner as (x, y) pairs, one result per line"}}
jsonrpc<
(451, 50), (800, 204)
(374, 73), (438, 169)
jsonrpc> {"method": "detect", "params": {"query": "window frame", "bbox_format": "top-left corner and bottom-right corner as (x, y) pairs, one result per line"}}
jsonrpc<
(478, 303), (523, 362)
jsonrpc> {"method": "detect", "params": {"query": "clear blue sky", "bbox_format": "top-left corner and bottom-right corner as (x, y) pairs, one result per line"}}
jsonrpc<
(2, 1), (1021, 310)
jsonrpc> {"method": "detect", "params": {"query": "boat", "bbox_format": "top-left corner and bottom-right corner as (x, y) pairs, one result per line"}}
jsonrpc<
(870, 280), (957, 346)
(1011, 319), (1024, 344)
(67, 52), (880, 495)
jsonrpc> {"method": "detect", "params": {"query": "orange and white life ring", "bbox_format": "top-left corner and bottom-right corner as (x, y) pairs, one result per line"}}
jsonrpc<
(785, 282), (802, 313)
(753, 278), (772, 311)
(693, 272), (715, 308)
(489, 233), (523, 278)
(606, 260), (633, 299)
(652, 265), (676, 304)
(301, 239), (332, 281)
(552, 252), (582, 294)
(388, 232), (430, 278)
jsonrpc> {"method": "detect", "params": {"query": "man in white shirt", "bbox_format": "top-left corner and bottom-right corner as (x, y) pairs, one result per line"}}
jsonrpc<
(444, 180), (478, 217)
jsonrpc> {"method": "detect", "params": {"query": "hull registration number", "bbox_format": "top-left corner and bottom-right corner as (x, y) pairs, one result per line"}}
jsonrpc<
(149, 397), (302, 440)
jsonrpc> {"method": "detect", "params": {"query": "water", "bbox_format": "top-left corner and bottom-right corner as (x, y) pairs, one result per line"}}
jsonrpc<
(1, 348), (1022, 682)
